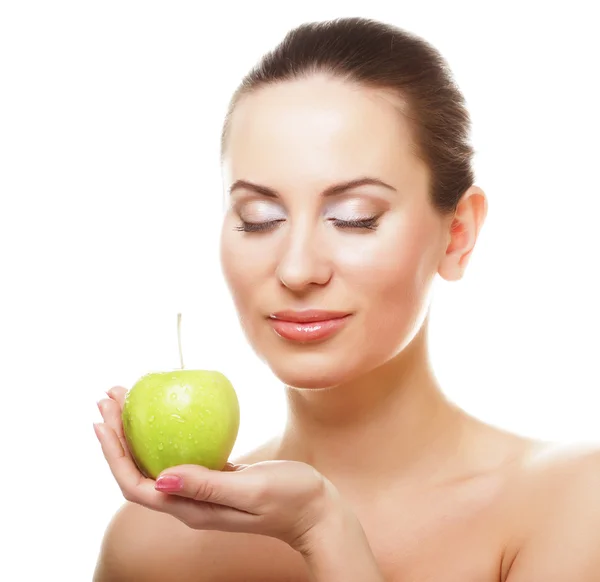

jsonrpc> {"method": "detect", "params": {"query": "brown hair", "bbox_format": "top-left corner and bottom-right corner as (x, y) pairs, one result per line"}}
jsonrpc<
(220, 16), (475, 215)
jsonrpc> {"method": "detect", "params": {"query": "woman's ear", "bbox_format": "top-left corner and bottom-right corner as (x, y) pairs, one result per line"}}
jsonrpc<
(438, 185), (488, 282)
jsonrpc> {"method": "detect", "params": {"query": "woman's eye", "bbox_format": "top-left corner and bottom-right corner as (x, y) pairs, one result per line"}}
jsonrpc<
(234, 215), (381, 233)
(330, 215), (380, 230)
(234, 219), (285, 233)
(325, 200), (383, 230)
(233, 201), (286, 233)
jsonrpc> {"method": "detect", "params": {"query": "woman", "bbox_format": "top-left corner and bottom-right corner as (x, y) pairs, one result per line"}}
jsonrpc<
(93, 17), (600, 581)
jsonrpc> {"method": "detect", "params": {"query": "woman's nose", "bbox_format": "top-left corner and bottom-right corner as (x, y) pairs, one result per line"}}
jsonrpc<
(275, 224), (332, 291)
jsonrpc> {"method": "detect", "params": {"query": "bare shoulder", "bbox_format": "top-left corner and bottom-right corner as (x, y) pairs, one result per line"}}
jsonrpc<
(508, 440), (600, 520)
(94, 437), (308, 582)
(502, 440), (600, 581)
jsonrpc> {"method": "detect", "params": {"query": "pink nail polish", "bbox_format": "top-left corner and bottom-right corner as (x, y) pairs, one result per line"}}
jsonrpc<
(155, 475), (183, 492)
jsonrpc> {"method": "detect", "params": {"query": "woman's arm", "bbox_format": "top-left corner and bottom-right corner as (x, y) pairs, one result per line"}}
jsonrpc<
(95, 387), (386, 581)
(298, 504), (386, 582)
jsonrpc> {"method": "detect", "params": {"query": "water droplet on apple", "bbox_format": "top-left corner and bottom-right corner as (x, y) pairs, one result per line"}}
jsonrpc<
(187, 433), (192, 440)
(194, 440), (198, 444)
(158, 443), (164, 450)
(174, 443), (179, 449)
(170, 393), (177, 401)
(171, 413), (185, 423)
(149, 416), (155, 423)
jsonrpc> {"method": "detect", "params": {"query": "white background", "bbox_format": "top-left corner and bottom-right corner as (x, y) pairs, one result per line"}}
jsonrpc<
(1, 1), (598, 580)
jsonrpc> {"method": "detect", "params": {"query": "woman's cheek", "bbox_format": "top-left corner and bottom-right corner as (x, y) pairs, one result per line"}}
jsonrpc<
(220, 232), (248, 295)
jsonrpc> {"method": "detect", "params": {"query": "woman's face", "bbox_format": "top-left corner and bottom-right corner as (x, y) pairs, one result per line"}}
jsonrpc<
(220, 75), (451, 389)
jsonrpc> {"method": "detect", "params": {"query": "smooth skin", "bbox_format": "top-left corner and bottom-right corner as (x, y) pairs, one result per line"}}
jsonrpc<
(94, 74), (600, 581)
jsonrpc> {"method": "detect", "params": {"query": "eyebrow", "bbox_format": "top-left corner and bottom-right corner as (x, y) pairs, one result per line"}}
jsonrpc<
(228, 177), (397, 198)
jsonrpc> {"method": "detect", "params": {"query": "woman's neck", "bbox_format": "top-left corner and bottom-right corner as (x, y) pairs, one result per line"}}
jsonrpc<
(276, 323), (470, 496)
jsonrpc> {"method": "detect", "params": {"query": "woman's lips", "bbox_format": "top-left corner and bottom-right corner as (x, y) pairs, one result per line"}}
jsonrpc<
(267, 313), (352, 343)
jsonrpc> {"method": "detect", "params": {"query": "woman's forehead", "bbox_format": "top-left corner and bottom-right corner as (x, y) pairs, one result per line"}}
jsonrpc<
(224, 78), (420, 182)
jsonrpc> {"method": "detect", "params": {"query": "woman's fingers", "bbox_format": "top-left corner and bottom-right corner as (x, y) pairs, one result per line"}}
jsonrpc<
(93, 422), (197, 516)
(162, 491), (259, 534)
(150, 461), (330, 542)
(93, 422), (161, 506)
(222, 462), (250, 472)
(152, 463), (264, 532)
(153, 463), (275, 515)
(106, 385), (128, 408)
(97, 397), (131, 460)
(154, 464), (254, 507)
(93, 412), (262, 533)
(94, 415), (333, 543)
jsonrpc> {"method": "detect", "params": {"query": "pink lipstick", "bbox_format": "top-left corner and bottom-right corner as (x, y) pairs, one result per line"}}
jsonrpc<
(268, 310), (352, 343)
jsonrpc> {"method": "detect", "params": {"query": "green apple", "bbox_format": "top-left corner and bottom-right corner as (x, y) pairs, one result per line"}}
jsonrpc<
(122, 369), (239, 478)
(121, 314), (240, 479)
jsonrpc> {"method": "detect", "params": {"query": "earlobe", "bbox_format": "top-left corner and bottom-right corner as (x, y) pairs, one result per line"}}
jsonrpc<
(438, 252), (465, 282)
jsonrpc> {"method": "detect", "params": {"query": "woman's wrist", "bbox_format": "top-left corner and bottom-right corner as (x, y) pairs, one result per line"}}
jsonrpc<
(295, 485), (385, 582)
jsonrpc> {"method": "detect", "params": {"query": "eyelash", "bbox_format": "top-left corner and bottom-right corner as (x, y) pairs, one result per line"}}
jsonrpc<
(234, 216), (381, 233)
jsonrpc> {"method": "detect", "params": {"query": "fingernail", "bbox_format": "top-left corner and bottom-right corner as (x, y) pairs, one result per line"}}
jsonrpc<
(155, 474), (183, 492)
(224, 462), (249, 471)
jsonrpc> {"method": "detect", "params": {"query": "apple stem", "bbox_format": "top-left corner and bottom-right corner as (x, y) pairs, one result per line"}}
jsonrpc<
(177, 312), (185, 369)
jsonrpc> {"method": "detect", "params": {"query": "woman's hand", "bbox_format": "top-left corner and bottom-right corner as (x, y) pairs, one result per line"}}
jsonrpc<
(94, 386), (337, 553)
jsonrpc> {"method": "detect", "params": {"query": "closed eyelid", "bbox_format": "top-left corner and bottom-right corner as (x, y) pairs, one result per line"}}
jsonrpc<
(323, 197), (385, 215)
(236, 199), (286, 220)
(232, 192), (389, 220)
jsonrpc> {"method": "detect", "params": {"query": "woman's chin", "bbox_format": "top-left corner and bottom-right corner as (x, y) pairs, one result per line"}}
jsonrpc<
(279, 375), (345, 391)
(281, 375), (342, 391)
(263, 353), (367, 391)
(251, 325), (397, 390)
